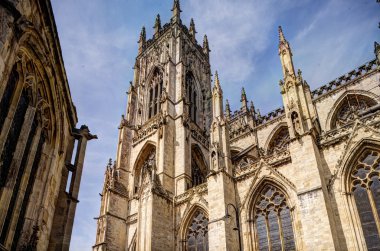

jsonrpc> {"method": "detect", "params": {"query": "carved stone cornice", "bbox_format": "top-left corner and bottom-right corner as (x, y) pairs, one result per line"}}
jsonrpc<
(126, 213), (138, 225)
(319, 110), (380, 148)
(264, 149), (291, 167)
(190, 122), (210, 148)
(312, 59), (377, 101)
(132, 113), (166, 145)
(174, 183), (207, 205)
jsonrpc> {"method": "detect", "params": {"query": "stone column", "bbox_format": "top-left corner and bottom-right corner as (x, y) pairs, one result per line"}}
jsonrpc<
(290, 135), (339, 250)
(49, 125), (97, 251)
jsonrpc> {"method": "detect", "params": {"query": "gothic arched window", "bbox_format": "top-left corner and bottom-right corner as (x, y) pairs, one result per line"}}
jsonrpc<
(253, 184), (296, 251)
(186, 73), (197, 124)
(267, 126), (290, 155)
(332, 94), (377, 129)
(148, 69), (163, 119)
(186, 210), (209, 251)
(350, 149), (380, 250)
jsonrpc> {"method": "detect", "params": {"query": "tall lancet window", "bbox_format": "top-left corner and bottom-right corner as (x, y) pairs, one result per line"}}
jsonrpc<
(253, 184), (296, 251)
(350, 149), (380, 250)
(186, 210), (209, 251)
(186, 72), (197, 124)
(148, 69), (163, 119)
(0, 64), (19, 132)
(190, 145), (207, 188)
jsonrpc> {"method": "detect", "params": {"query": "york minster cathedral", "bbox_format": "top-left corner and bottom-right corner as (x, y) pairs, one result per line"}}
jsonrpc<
(93, 1), (380, 250)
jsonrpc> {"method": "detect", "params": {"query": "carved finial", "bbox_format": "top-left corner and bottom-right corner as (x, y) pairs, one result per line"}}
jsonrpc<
(171, 0), (182, 23)
(107, 158), (112, 169)
(375, 41), (380, 63)
(225, 99), (231, 117)
(214, 71), (220, 88)
(203, 34), (210, 56)
(189, 18), (196, 41)
(241, 87), (247, 101)
(297, 69), (303, 82)
(154, 14), (161, 37)
(250, 101), (255, 113)
(279, 26), (286, 43)
(241, 87), (248, 109)
(138, 26), (146, 53)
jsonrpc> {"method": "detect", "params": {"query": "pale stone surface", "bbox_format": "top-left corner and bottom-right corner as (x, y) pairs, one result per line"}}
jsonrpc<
(93, 2), (380, 251)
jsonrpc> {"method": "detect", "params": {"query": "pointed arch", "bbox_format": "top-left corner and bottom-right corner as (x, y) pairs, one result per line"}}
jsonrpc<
(190, 144), (208, 188)
(146, 67), (164, 120)
(180, 204), (209, 251)
(326, 90), (378, 130)
(247, 178), (296, 251)
(186, 71), (201, 124)
(340, 138), (380, 250)
(132, 142), (156, 195)
(264, 123), (290, 155)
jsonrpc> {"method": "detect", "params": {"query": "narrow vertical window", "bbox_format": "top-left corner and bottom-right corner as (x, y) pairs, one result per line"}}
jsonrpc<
(351, 150), (380, 250)
(148, 69), (163, 119)
(193, 91), (197, 123)
(186, 72), (197, 124)
(154, 84), (158, 116)
(0, 89), (30, 187)
(149, 88), (153, 118)
(12, 131), (45, 250)
(0, 65), (19, 132)
(254, 185), (295, 251)
(0, 117), (37, 244)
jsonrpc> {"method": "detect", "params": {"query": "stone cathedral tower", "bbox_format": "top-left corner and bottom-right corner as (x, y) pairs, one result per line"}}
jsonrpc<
(94, 1), (380, 251)
(93, 1), (216, 250)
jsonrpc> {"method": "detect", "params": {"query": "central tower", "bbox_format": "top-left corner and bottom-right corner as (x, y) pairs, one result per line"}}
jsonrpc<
(93, 1), (213, 250)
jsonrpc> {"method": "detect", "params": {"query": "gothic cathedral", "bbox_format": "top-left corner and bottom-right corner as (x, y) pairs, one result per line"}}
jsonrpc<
(93, 1), (380, 250)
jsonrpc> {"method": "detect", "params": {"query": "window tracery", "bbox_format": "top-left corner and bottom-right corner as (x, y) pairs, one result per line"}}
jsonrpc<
(254, 184), (295, 251)
(186, 73), (197, 124)
(350, 150), (380, 250)
(267, 127), (290, 155)
(333, 95), (376, 129)
(148, 70), (163, 119)
(186, 210), (209, 251)
(190, 145), (207, 188)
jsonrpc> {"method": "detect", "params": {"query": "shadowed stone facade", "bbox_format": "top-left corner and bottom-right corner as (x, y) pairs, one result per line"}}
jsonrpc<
(0, 0), (96, 250)
(94, 1), (380, 250)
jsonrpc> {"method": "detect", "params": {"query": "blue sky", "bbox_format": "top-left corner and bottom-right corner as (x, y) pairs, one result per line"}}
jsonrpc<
(50, 0), (379, 250)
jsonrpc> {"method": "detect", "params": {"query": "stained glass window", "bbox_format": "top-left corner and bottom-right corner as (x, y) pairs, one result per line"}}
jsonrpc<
(333, 95), (376, 129)
(350, 150), (380, 251)
(254, 185), (295, 251)
(186, 210), (208, 251)
(267, 127), (290, 155)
